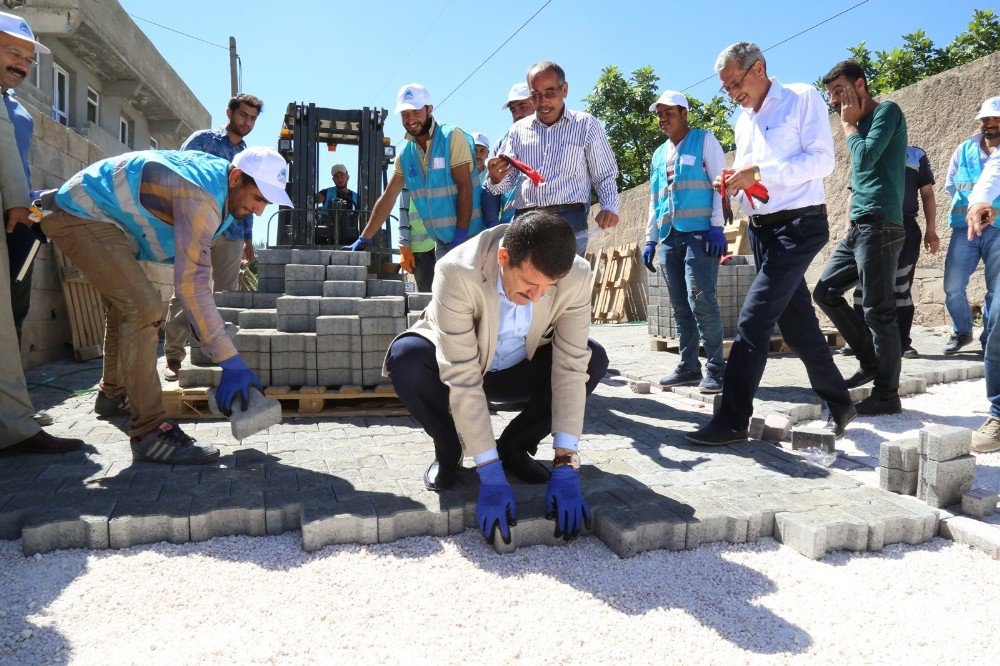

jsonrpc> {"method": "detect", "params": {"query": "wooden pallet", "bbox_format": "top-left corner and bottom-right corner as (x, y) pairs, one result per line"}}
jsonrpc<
(163, 385), (407, 419)
(650, 329), (844, 355)
(53, 247), (105, 361)
(724, 218), (750, 256)
(588, 243), (640, 323)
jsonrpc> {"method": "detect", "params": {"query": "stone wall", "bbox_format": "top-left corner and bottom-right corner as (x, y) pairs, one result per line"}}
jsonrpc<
(586, 51), (1000, 329)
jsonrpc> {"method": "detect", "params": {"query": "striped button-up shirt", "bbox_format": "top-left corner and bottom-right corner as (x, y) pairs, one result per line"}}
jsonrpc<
(489, 108), (620, 214)
(182, 127), (252, 242)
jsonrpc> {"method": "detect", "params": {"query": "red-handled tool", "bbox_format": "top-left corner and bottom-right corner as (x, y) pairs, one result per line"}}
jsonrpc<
(720, 169), (770, 210)
(500, 155), (545, 187)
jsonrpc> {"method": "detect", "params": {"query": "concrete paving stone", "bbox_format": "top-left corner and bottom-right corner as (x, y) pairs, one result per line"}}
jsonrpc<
(593, 496), (689, 558)
(271, 330), (313, 354)
(791, 427), (836, 453)
(879, 437), (920, 471)
(918, 425), (972, 461)
(292, 249), (335, 265)
(748, 415), (766, 440)
(327, 265), (367, 281)
(372, 493), (454, 543)
(961, 488), (999, 518)
(234, 329), (273, 353)
(848, 386), (873, 403)
(879, 467), (919, 495)
(407, 312), (422, 327)
(213, 290), (254, 308)
(263, 487), (336, 535)
(277, 295), (323, 316)
(286, 264), (327, 281)
(357, 296), (406, 318)
(316, 314), (361, 336)
(277, 313), (314, 333)
(362, 335), (397, 357)
(258, 263), (286, 279)
(322, 281), (366, 298)
(258, 277), (285, 293)
(406, 292), (433, 311)
(366, 279), (407, 297)
(319, 297), (362, 316)
(177, 362), (222, 388)
(300, 496), (378, 551)
(682, 499), (751, 548)
(942, 366), (969, 383)
(21, 493), (119, 554)
(841, 499), (933, 549)
(251, 291), (283, 309)
(938, 511), (1000, 559)
(774, 506), (870, 559)
(189, 492), (266, 541)
(327, 250), (369, 267)
(257, 247), (293, 264)
(966, 363), (985, 379)
(919, 454), (975, 490)
(361, 317), (406, 336)
(108, 494), (194, 548)
(760, 413), (793, 443)
(898, 375), (927, 396)
(285, 280), (324, 296)
(316, 350), (358, 370)
(216, 307), (245, 325)
(238, 309), (277, 329)
(189, 345), (213, 366)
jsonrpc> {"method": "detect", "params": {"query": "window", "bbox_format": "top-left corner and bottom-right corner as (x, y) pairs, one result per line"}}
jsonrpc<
(52, 62), (69, 125)
(149, 137), (158, 150)
(86, 88), (99, 124)
(119, 114), (134, 149)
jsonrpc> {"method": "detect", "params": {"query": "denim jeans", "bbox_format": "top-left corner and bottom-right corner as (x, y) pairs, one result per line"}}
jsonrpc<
(814, 219), (905, 400)
(715, 212), (852, 430)
(984, 278), (1000, 417)
(658, 230), (724, 377)
(943, 224), (1000, 344)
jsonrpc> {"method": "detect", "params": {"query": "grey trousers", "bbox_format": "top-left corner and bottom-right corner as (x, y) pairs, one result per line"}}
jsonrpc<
(0, 228), (41, 447)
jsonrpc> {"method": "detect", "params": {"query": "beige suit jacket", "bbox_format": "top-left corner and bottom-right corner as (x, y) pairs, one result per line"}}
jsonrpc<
(389, 225), (593, 457)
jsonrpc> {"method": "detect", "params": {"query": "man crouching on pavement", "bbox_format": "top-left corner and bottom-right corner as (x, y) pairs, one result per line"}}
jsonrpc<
(39, 147), (292, 465)
(385, 210), (609, 544)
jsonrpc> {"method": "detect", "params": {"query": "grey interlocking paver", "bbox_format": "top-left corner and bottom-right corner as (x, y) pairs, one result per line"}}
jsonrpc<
(918, 425), (972, 461)
(962, 488), (999, 518)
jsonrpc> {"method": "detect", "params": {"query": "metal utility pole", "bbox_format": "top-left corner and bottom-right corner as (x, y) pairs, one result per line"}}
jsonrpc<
(229, 37), (238, 96)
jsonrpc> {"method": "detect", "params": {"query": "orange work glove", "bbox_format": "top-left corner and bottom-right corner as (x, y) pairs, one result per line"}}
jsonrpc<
(399, 246), (416, 274)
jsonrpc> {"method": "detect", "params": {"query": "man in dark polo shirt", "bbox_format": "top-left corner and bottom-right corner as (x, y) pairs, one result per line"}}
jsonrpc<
(814, 60), (908, 415)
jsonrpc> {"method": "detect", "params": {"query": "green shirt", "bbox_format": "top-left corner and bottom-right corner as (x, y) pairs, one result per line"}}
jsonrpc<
(847, 100), (907, 222)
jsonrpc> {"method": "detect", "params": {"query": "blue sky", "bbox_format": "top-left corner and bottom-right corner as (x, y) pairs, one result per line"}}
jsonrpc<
(119, 0), (988, 244)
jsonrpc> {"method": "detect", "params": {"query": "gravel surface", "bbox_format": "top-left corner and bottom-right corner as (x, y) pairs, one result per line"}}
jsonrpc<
(2, 381), (999, 663)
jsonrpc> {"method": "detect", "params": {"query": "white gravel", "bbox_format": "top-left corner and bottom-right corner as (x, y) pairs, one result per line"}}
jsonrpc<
(2, 380), (999, 663)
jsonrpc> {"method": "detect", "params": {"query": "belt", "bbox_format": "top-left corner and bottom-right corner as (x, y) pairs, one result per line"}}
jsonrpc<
(519, 203), (587, 214)
(749, 204), (827, 228)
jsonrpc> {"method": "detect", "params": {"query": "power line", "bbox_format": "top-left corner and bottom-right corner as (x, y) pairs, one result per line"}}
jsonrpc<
(373, 0), (456, 101)
(90, 0), (228, 50)
(437, 0), (554, 108)
(680, 0), (870, 93)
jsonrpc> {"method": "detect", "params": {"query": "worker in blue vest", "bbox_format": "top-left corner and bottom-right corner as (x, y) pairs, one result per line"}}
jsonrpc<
(39, 147), (292, 465)
(350, 83), (482, 257)
(641, 90), (728, 394)
(315, 163), (360, 244)
(942, 96), (1000, 355)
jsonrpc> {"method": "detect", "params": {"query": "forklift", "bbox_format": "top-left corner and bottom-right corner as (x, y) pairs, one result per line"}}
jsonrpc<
(274, 103), (397, 267)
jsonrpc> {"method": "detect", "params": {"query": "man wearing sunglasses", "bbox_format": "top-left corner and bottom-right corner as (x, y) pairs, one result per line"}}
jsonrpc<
(486, 61), (619, 256)
(687, 42), (854, 446)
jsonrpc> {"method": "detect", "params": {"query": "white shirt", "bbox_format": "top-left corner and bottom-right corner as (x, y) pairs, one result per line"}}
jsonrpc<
(646, 130), (727, 242)
(490, 271), (532, 372)
(732, 79), (835, 215)
(970, 148), (1000, 205)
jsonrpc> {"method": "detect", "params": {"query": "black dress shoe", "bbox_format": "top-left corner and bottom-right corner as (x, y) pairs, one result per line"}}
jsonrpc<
(7, 430), (84, 454)
(855, 394), (902, 415)
(824, 404), (857, 437)
(499, 449), (551, 484)
(685, 422), (748, 446)
(423, 459), (457, 491)
(844, 367), (876, 389)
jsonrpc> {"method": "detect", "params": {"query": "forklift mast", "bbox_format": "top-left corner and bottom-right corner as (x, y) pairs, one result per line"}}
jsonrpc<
(275, 103), (396, 256)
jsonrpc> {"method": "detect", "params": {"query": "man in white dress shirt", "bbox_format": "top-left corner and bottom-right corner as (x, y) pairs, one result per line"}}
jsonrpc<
(687, 42), (854, 446)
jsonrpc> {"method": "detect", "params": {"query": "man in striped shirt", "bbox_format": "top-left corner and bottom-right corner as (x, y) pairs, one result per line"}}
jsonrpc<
(487, 61), (620, 256)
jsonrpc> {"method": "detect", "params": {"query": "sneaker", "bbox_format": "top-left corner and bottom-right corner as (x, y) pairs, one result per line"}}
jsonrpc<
(972, 416), (1000, 454)
(698, 373), (723, 394)
(95, 390), (130, 417)
(130, 420), (220, 465)
(943, 333), (973, 355)
(163, 358), (182, 382)
(855, 394), (902, 415)
(685, 422), (748, 446)
(659, 367), (702, 388)
(902, 346), (919, 359)
(838, 344), (855, 356)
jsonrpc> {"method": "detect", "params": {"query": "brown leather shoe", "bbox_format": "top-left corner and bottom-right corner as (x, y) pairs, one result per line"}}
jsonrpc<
(8, 430), (84, 454)
(163, 358), (182, 382)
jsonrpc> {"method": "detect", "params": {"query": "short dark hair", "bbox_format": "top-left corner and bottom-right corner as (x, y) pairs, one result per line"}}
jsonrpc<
(503, 210), (577, 279)
(229, 93), (263, 114)
(526, 61), (566, 88)
(822, 60), (867, 89)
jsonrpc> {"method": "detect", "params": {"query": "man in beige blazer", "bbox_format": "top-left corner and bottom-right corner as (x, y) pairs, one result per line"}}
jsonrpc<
(386, 211), (608, 544)
(0, 110), (83, 454)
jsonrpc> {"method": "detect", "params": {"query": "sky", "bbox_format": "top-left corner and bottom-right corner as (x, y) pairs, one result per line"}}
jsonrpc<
(117, 0), (989, 244)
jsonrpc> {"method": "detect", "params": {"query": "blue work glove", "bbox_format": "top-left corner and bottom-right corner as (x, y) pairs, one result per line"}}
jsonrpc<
(448, 226), (469, 251)
(476, 460), (517, 545)
(545, 466), (591, 540)
(347, 237), (370, 251)
(641, 241), (657, 273)
(217, 355), (262, 416)
(704, 226), (727, 257)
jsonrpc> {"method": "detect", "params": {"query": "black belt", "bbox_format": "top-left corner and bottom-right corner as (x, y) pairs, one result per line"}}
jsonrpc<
(519, 203), (587, 214)
(749, 204), (827, 228)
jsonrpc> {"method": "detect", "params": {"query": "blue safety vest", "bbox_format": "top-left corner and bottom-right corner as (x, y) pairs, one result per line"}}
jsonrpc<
(323, 187), (358, 210)
(950, 138), (1000, 228)
(650, 128), (714, 238)
(399, 123), (483, 244)
(55, 150), (235, 262)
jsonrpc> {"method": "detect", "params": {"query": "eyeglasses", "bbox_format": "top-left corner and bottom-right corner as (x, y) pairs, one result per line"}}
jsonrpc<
(719, 67), (753, 95)
(4, 47), (36, 67)
(529, 86), (564, 102)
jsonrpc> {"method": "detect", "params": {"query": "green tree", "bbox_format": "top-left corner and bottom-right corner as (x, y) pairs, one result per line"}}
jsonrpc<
(586, 65), (736, 191)
(944, 9), (1000, 67)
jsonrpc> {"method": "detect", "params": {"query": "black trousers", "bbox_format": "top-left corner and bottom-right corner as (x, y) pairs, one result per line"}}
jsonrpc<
(386, 334), (609, 469)
(6, 224), (36, 342)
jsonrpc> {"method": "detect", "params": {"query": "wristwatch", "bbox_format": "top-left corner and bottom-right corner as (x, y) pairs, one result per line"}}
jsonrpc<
(553, 452), (581, 470)
(752, 166), (762, 182)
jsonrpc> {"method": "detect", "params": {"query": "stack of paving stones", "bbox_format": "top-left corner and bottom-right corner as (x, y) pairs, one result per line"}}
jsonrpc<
(175, 247), (434, 391)
(915, 425), (976, 508)
(647, 255), (755, 339)
(879, 437), (920, 495)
